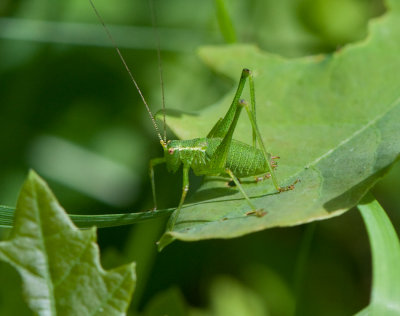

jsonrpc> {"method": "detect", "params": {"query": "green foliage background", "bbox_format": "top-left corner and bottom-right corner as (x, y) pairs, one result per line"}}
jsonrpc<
(0, 0), (399, 315)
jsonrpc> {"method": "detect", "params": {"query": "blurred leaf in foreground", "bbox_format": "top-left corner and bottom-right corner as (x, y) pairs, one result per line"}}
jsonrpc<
(0, 171), (136, 315)
(158, 0), (400, 249)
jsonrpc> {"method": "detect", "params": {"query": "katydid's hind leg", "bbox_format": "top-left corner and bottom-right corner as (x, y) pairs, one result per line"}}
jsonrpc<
(239, 97), (282, 191)
(241, 70), (278, 189)
(238, 71), (280, 190)
(149, 157), (166, 210)
(168, 164), (190, 230)
(207, 68), (252, 140)
(254, 156), (279, 182)
(208, 69), (253, 172)
(209, 69), (260, 173)
(225, 169), (266, 217)
(243, 73), (299, 192)
(248, 71), (257, 148)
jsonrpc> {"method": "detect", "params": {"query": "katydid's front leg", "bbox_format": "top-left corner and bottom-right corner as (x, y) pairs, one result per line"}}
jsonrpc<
(168, 164), (190, 230)
(149, 157), (166, 210)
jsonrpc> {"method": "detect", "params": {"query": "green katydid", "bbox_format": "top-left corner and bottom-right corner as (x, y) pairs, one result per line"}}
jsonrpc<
(89, 0), (297, 231)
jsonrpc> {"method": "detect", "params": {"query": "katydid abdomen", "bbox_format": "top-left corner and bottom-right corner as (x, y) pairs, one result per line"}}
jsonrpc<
(165, 138), (267, 178)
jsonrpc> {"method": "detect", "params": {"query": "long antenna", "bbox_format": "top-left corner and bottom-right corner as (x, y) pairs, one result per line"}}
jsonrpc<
(148, 0), (167, 143)
(88, 0), (164, 144)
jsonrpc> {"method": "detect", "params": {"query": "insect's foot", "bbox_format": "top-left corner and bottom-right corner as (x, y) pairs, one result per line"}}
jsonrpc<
(255, 173), (271, 182)
(271, 156), (280, 169)
(246, 209), (267, 217)
(278, 179), (300, 192)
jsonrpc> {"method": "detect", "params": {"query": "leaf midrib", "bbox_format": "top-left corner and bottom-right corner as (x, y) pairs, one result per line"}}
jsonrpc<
(33, 182), (57, 316)
(306, 95), (400, 168)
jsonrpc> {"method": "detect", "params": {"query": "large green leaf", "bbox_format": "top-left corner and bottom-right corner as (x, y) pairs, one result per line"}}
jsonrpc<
(0, 171), (136, 315)
(158, 0), (400, 248)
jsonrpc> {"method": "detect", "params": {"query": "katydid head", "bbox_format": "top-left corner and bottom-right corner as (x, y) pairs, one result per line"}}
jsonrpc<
(162, 140), (181, 173)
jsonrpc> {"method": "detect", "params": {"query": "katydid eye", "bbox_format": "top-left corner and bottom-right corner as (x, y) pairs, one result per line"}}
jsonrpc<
(168, 148), (175, 154)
